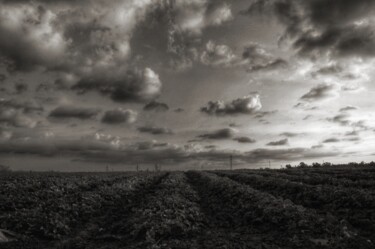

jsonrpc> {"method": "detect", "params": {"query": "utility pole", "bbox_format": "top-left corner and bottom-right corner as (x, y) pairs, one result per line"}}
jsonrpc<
(230, 155), (233, 170)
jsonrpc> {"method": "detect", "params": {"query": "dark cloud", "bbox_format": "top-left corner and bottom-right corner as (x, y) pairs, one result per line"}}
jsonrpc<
(134, 140), (169, 150)
(73, 68), (162, 103)
(279, 132), (301, 137)
(311, 64), (360, 81)
(143, 101), (169, 112)
(254, 110), (277, 119)
(341, 84), (363, 92)
(49, 106), (100, 119)
(323, 138), (340, 143)
(0, 74), (6, 82)
(229, 123), (240, 128)
(339, 106), (358, 112)
(345, 130), (359, 136)
(344, 136), (361, 142)
(0, 2), (166, 104)
(101, 108), (137, 124)
(293, 102), (319, 110)
(244, 0), (375, 59)
(0, 3), (68, 72)
(15, 83), (28, 94)
(266, 138), (289, 146)
(311, 144), (323, 149)
(198, 128), (237, 139)
(174, 108), (184, 113)
(138, 126), (174, 135)
(312, 64), (343, 77)
(327, 113), (370, 131)
(300, 83), (338, 102)
(204, 145), (217, 149)
(0, 98), (43, 113)
(243, 147), (339, 162)
(201, 94), (261, 115)
(327, 114), (351, 126)
(233, 136), (256, 143)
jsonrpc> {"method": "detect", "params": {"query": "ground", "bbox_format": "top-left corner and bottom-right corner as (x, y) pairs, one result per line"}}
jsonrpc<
(1, 166), (375, 249)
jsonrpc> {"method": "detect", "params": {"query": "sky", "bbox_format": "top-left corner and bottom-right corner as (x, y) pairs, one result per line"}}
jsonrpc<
(0, 0), (375, 171)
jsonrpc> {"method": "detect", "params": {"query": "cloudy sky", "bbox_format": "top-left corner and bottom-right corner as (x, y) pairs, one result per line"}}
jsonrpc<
(1, 0), (375, 171)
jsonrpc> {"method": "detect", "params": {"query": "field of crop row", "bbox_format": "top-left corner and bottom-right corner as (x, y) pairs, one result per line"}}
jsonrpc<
(1, 167), (374, 249)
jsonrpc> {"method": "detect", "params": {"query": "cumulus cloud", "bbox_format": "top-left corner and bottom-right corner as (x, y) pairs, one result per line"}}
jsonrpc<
(266, 138), (289, 146)
(200, 41), (287, 72)
(83, 132), (122, 149)
(200, 40), (237, 67)
(0, 107), (36, 128)
(143, 101), (169, 112)
(198, 128), (237, 139)
(0, 1), (166, 103)
(300, 83), (339, 102)
(161, 0), (233, 71)
(0, 3), (67, 71)
(73, 67), (162, 103)
(201, 94), (262, 115)
(101, 108), (137, 124)
(49, 106), (99, 120)
(242, 43), (287, 72)
(233, 136), (256, 143)
(137, 126), (174, 135)
(172, 1), (233, 35)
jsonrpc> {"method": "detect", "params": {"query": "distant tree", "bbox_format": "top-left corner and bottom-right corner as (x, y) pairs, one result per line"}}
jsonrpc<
(322, 162), (332, 167)
(298, 162), (308, 168)
(285, 164), (292, 169)
(312, 162), (321, 168)
(369, 161), (375, 167)
(348, 162), (358, 167)
(359, 161), (365, 166)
